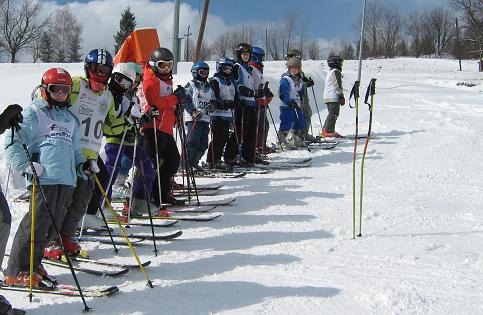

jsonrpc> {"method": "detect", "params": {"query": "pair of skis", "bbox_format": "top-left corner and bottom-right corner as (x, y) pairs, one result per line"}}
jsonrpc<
(350, 78), (377, 238)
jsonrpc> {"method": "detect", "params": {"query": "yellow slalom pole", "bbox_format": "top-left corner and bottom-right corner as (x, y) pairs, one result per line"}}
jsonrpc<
(94, 174), (153, 288)
(29, 181), (36, 302)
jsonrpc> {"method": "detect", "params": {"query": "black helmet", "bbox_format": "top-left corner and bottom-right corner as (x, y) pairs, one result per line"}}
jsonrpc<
(235, 43), (252, 62)
(150, 48), (174, 63)
(327, 55), (343, 69)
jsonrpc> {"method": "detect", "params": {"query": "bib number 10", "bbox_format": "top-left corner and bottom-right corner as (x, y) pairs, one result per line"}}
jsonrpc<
(81, 117), (103, 139)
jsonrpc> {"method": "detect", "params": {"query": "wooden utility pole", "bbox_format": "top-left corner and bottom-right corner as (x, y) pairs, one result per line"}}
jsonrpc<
(455, 17), (462, 71)
(194, 0), (209, 61)
(172, 0), (181, 74)
(184, 25), (192, 61)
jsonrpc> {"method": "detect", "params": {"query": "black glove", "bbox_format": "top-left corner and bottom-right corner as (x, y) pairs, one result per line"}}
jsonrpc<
(205, 102), (215, 113)
(214, 99), (225, 110)
(0, 104), (23, 134)
(303, 76), (315, 88)
(173, 85), (187, 102)
(254, 84), (265, 98)
(224, 100), (235, 110)
(238, 85), (255, 98)
(288, 100), (298, 109)
(147, 107), (159, 118)
(263, 83), (273, 98)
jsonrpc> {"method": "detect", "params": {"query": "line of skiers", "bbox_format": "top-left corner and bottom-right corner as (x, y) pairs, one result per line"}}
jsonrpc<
(0, 43), (346, 311)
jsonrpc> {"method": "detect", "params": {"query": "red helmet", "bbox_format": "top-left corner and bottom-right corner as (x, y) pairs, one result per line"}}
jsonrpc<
(40, 68), (73, 107)
(41, 68), (73, 86)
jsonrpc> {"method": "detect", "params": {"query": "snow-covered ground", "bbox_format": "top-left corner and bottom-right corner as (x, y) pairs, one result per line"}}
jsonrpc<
(0, 58), (482, 314)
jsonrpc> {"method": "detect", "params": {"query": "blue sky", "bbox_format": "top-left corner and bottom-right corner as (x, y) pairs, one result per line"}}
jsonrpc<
(54, 0), (449, 42)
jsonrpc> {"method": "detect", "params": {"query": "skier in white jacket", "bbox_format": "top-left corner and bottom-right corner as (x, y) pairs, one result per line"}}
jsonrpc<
(322, 55), (345, 138)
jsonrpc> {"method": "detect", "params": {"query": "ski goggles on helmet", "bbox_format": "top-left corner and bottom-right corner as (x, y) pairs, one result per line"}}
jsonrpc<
(112, 73), (133, 90)
(46, 84), (72, 95)
(155, 60), (173, 71)
(221, 65), (233, 73)
(197, 68), (209, 77)
(88, 63), (112, 76)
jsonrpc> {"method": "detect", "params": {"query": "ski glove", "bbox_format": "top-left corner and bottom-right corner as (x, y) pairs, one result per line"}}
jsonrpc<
(82, 160), (100, 177)
(303, 76), (315, 88)
(263, 84), (273, 98)
(0, 104), (23, 134)
(147, 107), (160, 118)
(287, 100), (299, 109)
(224, 100), (235, 110)
(173, 85), (187, 102)
(238, 86), (255, 98)
(192, 109), (203, 120)
(254, 84), (265, 98)
(24, 162), (44, 178)
(339, 96), (346, 106)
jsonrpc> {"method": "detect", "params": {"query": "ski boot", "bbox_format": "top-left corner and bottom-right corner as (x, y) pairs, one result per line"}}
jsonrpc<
(3, 272), (48, 288)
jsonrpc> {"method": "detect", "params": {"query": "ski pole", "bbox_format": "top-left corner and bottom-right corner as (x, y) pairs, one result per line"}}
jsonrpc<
(133, 121), (158, 256)
(153, 119), (163, 209)
(310, 86), (324, 135)
(94, 174), (153, 288)
(29, 180), (36, 302)
(179, 112), (200, 205)
(350, 81), (360, 240)
(15, 126), (90, 311)
(5, 166), (11, 196)
(359, 78), (376, 237)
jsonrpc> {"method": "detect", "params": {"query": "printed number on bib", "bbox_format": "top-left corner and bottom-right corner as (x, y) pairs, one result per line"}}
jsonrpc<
(81, 117), (104, 140)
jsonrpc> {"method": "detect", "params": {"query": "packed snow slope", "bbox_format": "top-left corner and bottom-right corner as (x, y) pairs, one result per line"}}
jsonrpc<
(0, 58), (482, 314)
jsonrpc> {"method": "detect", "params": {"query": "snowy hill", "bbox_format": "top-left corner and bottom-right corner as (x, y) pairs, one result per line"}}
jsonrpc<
(0, 58), (482, 314)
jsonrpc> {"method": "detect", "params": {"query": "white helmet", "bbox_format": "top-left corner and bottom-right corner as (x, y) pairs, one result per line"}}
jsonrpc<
(112, 63), (137, 88)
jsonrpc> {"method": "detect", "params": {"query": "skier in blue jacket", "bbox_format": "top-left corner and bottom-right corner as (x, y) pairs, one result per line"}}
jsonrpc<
(3, 68), (86, 288)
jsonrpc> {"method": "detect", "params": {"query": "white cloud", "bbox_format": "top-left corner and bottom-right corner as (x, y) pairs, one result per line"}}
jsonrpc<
(41, 0), (230, 59)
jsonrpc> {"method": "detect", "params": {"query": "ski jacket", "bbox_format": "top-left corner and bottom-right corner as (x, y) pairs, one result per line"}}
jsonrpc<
(183, 79), (216, 123)
(209, 74), (235, 119)
(103, 93), (140, 145)
(233, 62), (255, 108)
(279, 72), (304, 108)
(323, 68), (344, 103)
(69, 76), (115, 160)
(4, 99), (85, 187)
(137, 64), (178, 136)
(250, 66), (269, 108)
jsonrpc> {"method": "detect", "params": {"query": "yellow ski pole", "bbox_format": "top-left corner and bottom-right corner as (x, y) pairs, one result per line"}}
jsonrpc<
(29, 180), (36, 302)
(94, 174), (153, 288)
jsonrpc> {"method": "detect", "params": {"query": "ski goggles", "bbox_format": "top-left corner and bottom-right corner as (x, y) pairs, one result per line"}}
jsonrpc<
(88, 63), (112, 76)
(221, 65), (233, 73)
(133, 75), (142, 88)
(155, 60), (173, 71)
(112, 73), (133, 90)
(47, 84), (72, 95)
(197, 68), (209, 77)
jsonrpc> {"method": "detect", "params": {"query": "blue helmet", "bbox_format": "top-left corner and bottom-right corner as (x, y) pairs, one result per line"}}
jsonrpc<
(216, 57), (235, 75)
(191, 60), (210, 82)
(250, 47), (265, 65)
(84, 49), (113, 80)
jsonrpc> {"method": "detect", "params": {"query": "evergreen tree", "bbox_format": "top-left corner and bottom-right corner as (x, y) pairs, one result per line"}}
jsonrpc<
(38, 31), (54, 62)
(67, 32), (82, 62)
(113, 6), (137, 54)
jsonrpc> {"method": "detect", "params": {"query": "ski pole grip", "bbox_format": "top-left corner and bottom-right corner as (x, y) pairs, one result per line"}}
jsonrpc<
(364, 78), (377, 106)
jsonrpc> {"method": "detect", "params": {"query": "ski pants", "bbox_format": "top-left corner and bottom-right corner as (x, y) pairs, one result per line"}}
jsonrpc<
(323, 102), (340, 132)
(300, 91), (312, 136)
(186, 120), (210, 167)
(0, 189), (11, 273)
(6, 184), (73, 276)
(206, 118), (231, 165)
(234, 105), (257, 163)
(143, 129), (180, 205)
(256, 107), (269, 148)
(279, 106), (306, 132)
(62, 177), (93, 237)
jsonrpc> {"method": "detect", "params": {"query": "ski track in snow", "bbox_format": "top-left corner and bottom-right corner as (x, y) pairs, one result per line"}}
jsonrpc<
(0, 58), (482, 314)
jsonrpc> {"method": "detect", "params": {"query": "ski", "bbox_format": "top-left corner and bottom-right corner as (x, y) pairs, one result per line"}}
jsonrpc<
(173, 184), (223, 191)
(268, 157), (312, 164)
(43, 258), (129, 277)
(232, 167), (270, 174)
(67, 256), (151, 269)
(110, 202), (216, 214)
(82, 230), (183, 241)
(80, 236), (145, 246)
(172, 189), (220, 197)
(130, 213), (222, 222)
(194, 171), (246, 178)
(255, 161), (312, 170)
(170, 197), (236, 208)
(0, 283), (119, 297)
(106, 218), (179, 227)
(308, 142), (339, 150)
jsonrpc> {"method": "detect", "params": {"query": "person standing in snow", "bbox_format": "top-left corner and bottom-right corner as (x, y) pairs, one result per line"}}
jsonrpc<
(137, 48), (186, 206)
(278, 57), (306, 149)
(206, 57), (237, 168)
(322, 55), (345, 138)
(183, 60), (217, 171)
(285, 48), (315, 141)
(3, 68), (85, 287)
(43, 49), (116, 259)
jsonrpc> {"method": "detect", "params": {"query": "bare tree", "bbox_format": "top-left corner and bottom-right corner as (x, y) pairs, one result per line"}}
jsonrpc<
(265, 22), (284, 60)
(0, 0), (49, 62)
(450, 0), (483, 43)
(306, 40), (320, 60)
(363, 0), (385, 57)
(407, 12), (425, 57)
(380, 5), (403, 58)
(211, 31), (231, 58)
(282, 10), (300, 54)
(49, 6), (83, 62)
(429, 8), (455, 56)
(228, 25), (257, 57)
